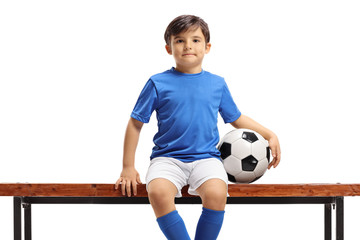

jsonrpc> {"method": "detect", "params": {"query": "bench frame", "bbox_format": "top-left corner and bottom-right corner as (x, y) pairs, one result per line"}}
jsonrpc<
(13, 195), (344, 240)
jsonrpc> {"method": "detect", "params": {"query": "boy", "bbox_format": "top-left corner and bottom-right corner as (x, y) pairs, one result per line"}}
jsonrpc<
(115, 15), (281, 240)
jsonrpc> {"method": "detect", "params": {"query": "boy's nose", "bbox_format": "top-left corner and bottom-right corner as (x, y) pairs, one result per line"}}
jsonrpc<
(184, 42), (192, 50)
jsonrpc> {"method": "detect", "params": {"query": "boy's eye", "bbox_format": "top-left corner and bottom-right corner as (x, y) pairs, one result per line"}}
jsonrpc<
(193, 39), (200, 43)
(176, 39), (184, 43)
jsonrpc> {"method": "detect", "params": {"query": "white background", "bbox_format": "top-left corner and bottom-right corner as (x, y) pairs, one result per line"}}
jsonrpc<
(1, 0), (360, 239)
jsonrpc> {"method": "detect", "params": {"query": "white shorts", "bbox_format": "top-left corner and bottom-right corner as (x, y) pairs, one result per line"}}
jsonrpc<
(145, 157), (228, 198)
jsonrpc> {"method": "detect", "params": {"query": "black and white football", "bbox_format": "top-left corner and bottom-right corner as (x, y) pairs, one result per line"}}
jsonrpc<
(218, 129), (270, 183)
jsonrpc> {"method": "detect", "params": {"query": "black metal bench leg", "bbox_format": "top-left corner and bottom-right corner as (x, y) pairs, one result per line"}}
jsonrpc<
(325, 203), (332, 240)
(14, 197), (22, 240)
(23, 203), (32, 240)
(336, 197), (344, 240)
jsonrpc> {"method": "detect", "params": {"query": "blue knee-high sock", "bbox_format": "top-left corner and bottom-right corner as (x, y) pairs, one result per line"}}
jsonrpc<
(195, 207), (225, 240)
(156, 210), (191, 240)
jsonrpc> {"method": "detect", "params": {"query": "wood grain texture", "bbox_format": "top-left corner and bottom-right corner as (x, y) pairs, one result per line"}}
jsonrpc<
(1, 183), (360, 197)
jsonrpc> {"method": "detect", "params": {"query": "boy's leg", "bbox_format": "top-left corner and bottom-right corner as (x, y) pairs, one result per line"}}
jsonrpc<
(147, 178), (177, 218)
(188, 158), (228, 240)
(195, 178), (227, 240)
(148, 178), (190, 240)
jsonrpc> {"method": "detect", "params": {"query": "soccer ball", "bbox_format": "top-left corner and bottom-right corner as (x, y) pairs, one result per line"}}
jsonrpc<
(218, 129), (270, 183)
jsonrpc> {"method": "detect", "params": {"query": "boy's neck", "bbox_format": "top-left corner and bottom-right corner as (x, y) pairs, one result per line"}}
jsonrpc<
(175, 65), (202, 74)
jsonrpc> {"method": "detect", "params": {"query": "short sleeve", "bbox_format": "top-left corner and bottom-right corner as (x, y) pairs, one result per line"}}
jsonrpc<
(131, 79), (158, 123)
(219, 82), (241, 123)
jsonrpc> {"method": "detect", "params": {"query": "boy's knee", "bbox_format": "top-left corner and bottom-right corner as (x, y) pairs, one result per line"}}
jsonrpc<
(203, 188), (227, 204)
(148, 187), (172, 204)
(147, 179), (177, 205)
(202, 193), (227, 211)
(197, 179), (227, 210)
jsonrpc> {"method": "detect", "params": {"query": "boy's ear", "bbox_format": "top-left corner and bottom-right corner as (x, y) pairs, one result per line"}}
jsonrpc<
(165, 45), (172, 55)
(205, 42), (211, 54)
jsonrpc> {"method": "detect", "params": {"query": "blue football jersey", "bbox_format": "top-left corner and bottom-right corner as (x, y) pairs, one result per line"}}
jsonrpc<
(131, 67), (241, 162)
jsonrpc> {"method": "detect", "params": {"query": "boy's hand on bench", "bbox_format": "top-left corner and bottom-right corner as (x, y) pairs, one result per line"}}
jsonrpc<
(115, 167), (142, 197)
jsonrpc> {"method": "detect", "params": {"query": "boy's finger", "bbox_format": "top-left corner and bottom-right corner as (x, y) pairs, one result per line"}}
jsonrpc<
(277, 148), (281, 162)
(271, 146), (277, 158)
(115, 177), (122, 190)
(268, 160), (275, 169)
(274, 148), (281, 168)
(132, 182), (137, 196)
(136, 175), (142, 184)
(275, 155), (281, 166)
(121, 180), (126, 196)
(126, 181), (132, 197)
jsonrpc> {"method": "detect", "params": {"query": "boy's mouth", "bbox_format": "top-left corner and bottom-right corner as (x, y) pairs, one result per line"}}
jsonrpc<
(182, 53), (196, 56)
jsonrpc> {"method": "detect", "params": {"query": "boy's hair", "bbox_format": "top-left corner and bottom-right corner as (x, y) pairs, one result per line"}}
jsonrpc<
(164, 15), (210, 46)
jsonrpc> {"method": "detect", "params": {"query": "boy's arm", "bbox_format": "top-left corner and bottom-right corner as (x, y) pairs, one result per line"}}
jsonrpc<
(230, 114), (281, 169)
(115, 117), (144, 196)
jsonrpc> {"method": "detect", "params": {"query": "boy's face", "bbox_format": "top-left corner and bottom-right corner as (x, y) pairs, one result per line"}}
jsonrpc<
(166, 27), (211, 74)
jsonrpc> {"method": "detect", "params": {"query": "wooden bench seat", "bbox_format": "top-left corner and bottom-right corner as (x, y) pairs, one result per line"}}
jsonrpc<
(1, 183), (360, 240)
(1, 183), (360, 197)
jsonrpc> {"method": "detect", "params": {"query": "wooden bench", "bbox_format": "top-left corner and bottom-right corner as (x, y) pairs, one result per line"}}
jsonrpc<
(1, 183), (360, 240)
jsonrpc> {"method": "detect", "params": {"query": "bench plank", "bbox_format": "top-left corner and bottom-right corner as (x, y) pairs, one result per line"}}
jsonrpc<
(1, 183), (360, 197)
